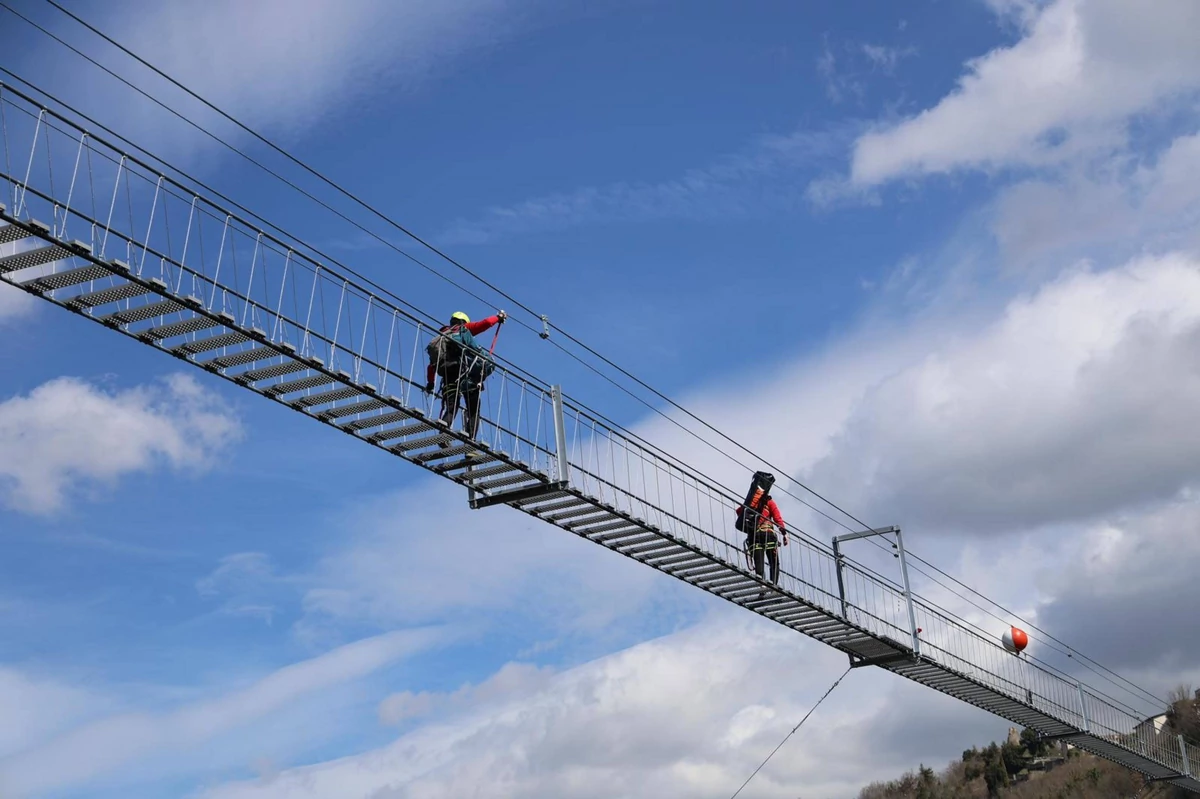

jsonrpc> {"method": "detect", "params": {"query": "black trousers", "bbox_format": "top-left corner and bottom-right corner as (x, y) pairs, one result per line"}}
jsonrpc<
(440, 374), (481, 439)
(749, 529), (780, 583)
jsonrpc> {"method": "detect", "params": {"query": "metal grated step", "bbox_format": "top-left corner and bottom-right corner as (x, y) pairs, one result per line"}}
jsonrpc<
(672, 563), (725, 580)
(389, 432), (453, 452)
(696, 572), (749, 589)
(622, 540), (676, 557)
(594, 530), (657, 547)
(21, 262), (113, 293)
(414, 445), (474, 464)
(584, 520), (647, 537)
(343, 410), (409, 432)
(67, 281), (150, 309)
(457, 463), (519, 483)
(0, 243), (71, 274)
(238, 360), (306, 383)
(173, 330), (249, 355)
(575, 513), (641, 531)
(294, 386), (360, 409)
(471, 473), (538, 492)
(527, 497), (591, 515)
(0, 223), (32, 245)
(547, 506), (610, 524)
(436, 452), (501, 472)
(648, 551), (705, 568)
(318, 399), (388, 420)
(212, 346), (283, 371)
(369, 421), (433, 443)
(104, 298), (185, 325)
(372, 419), (439, 443)
(143, 315), (218, 340)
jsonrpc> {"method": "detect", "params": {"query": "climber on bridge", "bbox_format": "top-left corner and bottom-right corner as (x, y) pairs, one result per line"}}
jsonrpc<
(425, 310), (506, 443)
(735, 471), (789, 589)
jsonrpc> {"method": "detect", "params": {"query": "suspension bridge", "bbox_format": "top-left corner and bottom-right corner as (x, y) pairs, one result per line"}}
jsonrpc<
(0, 80), (1196, 792)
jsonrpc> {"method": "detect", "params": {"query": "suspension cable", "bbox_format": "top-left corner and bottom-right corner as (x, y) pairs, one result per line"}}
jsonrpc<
(728, 666), (852, 799)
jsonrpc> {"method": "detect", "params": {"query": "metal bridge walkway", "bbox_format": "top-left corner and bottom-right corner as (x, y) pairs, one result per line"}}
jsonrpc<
(0, 82), (1196, 792)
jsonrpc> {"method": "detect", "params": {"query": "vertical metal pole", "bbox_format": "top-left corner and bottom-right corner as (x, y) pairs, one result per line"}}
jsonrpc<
(833, 539), (848, 620)
(1181, 735), (1192, 777)
(833, 537), (855, 668)
(1077, 683), (1089, 732)
(894, 528), (921, 659)
(551, 384), (569, 485)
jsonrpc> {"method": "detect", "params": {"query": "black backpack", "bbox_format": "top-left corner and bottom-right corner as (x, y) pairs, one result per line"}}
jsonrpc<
(426, 324), (472, 377)
(734, 471), (775, 534)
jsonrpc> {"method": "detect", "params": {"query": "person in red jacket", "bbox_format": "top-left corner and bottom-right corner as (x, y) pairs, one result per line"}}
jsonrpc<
(736, 483), (789, 587)
(424, 310), (506, 441)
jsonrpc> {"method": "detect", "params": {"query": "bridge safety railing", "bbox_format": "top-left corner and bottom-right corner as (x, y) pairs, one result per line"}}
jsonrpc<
(3, 79), (1196, 778)
(0, 81), (568, 481)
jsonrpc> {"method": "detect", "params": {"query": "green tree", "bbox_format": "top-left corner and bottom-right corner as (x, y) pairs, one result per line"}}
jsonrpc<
(1019, 727), (1050, 758)
(1166, 686), (1200, 744)
(983, 756), (1009, 798)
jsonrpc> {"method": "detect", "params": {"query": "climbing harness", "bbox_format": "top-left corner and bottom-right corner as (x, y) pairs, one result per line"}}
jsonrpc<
(727, 666), (853, 799)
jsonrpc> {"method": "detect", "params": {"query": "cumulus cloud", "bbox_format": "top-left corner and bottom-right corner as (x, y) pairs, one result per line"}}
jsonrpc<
(298, 481), (697, 645)
(851, 0), (1200, 184)
(378, 662), (554, 726)
(0, 629), (443, 797)
(23, 0), (554, 160)
(0, 282), (35, 323)
(0, 668), (106, 760)
(1036, 491), (1200, 674)
(0, 373), (242, 514)
(198, 615), (1008, 799)
(802, 253), (1200, 534)
(992, 128), (1200, 265)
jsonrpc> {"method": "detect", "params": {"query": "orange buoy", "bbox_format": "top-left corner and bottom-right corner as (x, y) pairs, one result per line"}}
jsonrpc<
(1001, 626), (1029, 654)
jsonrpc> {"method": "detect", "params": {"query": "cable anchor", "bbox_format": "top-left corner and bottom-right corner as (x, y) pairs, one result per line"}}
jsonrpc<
(539, 314), (550, 340)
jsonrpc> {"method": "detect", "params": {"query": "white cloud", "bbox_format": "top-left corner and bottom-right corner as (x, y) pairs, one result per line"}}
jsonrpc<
(197, 615), (1008, 799)
(992, 128), (1200, 266)
(0, 629), (442, 797)
(0, 668), (106, 760)
(0, 373), (242, 514)
(0, 238), (36, 323)
(118, 0), (532, 129)
(0, 282), (35, 323)
(438, 127), (853, 244)
(861, 44), (917, 74)
(851, 0), (1200, 185)
(1036, 490), (1200, 674)
(297, 481), (694, 644)
(817, 36), (864, 103)
(803, 253), (1200, 533)
(378, 662), (554, 726)
(198, 552), (287, 624)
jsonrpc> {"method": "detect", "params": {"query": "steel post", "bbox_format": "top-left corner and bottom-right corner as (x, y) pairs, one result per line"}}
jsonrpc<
(1077, 683), (1089, 732)
(551, 384), (569, 485)
(894, 528), (921, 659)
(1182, 735), (1192, 778)
(833, 538), (848, 621)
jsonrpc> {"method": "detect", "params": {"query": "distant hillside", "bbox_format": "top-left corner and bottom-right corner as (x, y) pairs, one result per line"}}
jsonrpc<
(855, 689), (1199, 799)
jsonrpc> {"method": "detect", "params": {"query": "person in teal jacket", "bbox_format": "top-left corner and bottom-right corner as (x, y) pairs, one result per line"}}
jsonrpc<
(424, 310), (506, 440)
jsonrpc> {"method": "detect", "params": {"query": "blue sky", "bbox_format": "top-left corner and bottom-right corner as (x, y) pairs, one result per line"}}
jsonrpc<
(4, 0), (1200, 797)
